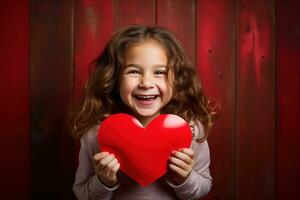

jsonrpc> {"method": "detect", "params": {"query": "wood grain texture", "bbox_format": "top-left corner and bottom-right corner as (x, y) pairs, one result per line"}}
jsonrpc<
(156, 0), (195, 63)
(116, 0), (155, 29)
(0, 1), (30, 199)
(236, 0), (275, 199)
(73, 0), (115, 171)
(276, 0), (300, 199)
(30, 0), (74, 199)
(74, 0), (115, 100)
(16, 0), (300, 199)
(196, 0), (235, 199)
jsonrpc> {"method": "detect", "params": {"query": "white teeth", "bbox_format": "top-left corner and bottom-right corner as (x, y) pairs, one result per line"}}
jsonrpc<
(136, 95), (156, 99)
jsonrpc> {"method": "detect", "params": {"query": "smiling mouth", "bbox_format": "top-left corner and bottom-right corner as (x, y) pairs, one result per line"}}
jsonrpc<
(133, 95), (159, 101)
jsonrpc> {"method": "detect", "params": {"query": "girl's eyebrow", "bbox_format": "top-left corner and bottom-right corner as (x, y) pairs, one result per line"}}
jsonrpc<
(155, 65), (167, 68)
(123, 64), (167, 69)
(123, 64), (139, 69)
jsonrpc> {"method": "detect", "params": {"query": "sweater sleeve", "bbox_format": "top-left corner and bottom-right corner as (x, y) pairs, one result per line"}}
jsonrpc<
(73, 126), (119, 200)
(167, 122), (212, 200)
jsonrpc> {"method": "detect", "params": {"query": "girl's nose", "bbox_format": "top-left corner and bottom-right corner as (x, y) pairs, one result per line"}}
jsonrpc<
(138, 75), (154, 89)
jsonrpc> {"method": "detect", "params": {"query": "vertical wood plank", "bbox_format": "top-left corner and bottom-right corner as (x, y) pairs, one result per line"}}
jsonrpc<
(236, 0), (275, 199)
(156, 0), (195, 63)
(196, 0), (235, 199)
(0, 1), (30, 199)
(276, 0), (300, 199)
(73, 0), (115, 173)
(116, 0), (155, 29)
(74, 0), (115, 101)
(30, 0), (74, 199)
(73, 2), (115, 194)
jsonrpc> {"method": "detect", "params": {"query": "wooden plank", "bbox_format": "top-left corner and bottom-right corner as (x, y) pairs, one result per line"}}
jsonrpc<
(156, 0), (195, 63)
(116, 0), (155, 29)
(0, 1), (30, 199)
(276, 0), (300, 199)
(236, 0), (275, 199)
(196, 0), (235, 199)
(74, 0), (115, 101)
(30, 0), (74, 199)
(73, 0), (115, 169)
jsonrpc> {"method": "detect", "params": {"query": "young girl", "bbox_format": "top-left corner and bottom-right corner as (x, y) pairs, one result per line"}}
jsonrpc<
(71, 25), (217, 200)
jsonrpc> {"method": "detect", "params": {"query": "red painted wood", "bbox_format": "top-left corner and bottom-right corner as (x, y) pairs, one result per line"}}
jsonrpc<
(0, 1), (30, 199)
(74, 0), (115, 100)
(156, 0), (195, 63)
(236, 0), (275, 199)
(30, 0), (73, 199)
(116, 0), (155, 29)
(21, 1), (300, 198)
(74, 0), (115, 169)
(196, 0), (235, 199)
(276, 1), (300, 199)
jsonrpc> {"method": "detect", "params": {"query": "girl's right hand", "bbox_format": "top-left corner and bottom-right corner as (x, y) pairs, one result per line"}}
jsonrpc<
(94, 152), (120, 187)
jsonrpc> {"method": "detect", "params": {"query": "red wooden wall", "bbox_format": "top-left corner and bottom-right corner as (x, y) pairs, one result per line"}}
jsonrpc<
(30, 0), (74, 199)
(276, 0), (300, 199)
(1, 0), (299, 199)
(0, 0), (30, 199)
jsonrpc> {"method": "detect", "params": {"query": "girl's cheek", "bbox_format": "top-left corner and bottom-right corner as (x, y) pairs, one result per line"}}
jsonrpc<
(157, 80), (168, 89)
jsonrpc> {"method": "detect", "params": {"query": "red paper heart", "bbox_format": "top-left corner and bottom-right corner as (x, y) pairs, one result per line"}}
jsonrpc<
(98, 113), (192, 186)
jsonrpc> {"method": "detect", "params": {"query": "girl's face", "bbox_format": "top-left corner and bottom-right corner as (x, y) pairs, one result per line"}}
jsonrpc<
(119, 40), (173, 126)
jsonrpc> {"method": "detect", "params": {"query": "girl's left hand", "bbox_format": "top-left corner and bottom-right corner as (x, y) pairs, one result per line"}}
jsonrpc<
(166, 148), (195, 185)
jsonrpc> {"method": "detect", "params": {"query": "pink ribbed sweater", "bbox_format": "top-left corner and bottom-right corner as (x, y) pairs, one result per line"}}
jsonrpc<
(73, 122), (212, 200)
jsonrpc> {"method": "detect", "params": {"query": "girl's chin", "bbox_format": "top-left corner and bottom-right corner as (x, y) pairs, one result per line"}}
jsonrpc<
(135, 111), (160, 118)
(133, 109), (160, 119)
(131, 103), (161, 118)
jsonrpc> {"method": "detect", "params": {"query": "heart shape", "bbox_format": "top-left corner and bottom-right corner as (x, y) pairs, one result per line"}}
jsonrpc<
(98, 113), (192, 186)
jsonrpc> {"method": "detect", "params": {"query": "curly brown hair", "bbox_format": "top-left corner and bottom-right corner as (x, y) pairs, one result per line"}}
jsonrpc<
(70, 25), (218, 142)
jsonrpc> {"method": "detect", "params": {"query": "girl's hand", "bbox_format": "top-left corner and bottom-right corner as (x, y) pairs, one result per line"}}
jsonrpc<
(167, 148), (195, 185)
(94, 152), (120, 187)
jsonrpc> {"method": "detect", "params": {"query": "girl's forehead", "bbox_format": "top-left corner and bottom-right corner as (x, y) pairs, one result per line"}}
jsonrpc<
(123, 39), (170, 59)
(127, 39), (164, 49)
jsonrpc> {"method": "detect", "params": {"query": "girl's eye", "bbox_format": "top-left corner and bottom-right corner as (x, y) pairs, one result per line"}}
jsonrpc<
(155, 70), (166, 75)
(128, 70), (140, 74)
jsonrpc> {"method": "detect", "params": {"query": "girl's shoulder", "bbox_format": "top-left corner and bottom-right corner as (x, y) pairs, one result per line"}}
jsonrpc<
(189, 121), (205, 141)
(189, 121), (210, 156)
(78, 123), (101, 158)
(80, 123), (101, 145)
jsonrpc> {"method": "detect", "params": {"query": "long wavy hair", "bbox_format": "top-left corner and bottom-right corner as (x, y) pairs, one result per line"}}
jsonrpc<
(70, 25), (218, 142)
